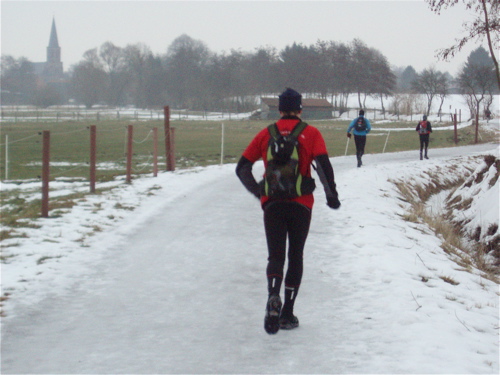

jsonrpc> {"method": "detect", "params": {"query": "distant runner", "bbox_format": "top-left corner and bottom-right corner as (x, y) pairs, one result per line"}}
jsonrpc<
(416, 115), (433, 160)
(347, 110), (371, 167)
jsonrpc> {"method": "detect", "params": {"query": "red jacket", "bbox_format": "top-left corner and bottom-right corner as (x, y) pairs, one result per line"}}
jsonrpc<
(242, 118), (329, 209)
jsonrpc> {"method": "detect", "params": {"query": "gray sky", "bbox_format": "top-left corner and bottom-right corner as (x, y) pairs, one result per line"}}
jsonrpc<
(1, 0), (487, 76)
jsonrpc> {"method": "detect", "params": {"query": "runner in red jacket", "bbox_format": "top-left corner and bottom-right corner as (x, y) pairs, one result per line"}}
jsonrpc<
(416, 114), (433, 160)
(236, 88), (340, 334)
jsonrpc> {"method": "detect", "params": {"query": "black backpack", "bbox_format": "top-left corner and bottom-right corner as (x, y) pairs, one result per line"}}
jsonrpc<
(354, 116), (367, 132)
(261, 121), (315, 199)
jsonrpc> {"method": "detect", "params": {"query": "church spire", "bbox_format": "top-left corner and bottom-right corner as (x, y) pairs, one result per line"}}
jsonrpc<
(48, 17), (59, 48)
(47, 18), (61, 64)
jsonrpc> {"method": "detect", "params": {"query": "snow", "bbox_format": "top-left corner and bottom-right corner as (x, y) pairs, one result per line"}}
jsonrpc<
(448, 160), (500, 237)
(1, 127), (499, 373)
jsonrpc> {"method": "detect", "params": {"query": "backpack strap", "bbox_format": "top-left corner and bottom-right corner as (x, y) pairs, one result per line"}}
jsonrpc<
(267, 123), (280, 140)
(290, 121), (308, 138)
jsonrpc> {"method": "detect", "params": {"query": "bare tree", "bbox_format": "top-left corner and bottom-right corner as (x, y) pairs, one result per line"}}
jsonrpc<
(397, 66), (418, 93)
(333, 42), (355, 112)
(411, 67), (447, 116)
(245, 46), (280, 97)
(321, 41), (353, 112)
(457, 48), (496, 119)
(164, 34), (211, 109)
(436, 73), (451, 118)
(0, 56), (37, 104)
(99, 42), (124, 74)
(427, 0), (500, 89)
(278, 43), (319, 94)
(122, 43), (166, 108)
(350, 39), (372, 109)
(98, 42), (128, 106)
(368, 49), (396, 114)
(71, 59), (107, 108)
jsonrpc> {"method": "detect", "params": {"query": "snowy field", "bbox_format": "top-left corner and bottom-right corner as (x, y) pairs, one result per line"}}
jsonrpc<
(2, 94), (498, 123)
(1, 129), (499, 373)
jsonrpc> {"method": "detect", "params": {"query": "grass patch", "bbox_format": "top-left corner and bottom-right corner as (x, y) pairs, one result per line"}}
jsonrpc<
(114, 203), (135, 211)
(0, 229), (28, 241)
(440, 275), (460, 285)
(0, 293), (10, 317)
(0, 190), (89, 229)
(1, 119), (497, 181)
(0, 253), (18, 263)
(0, 186), (116, 238)
(37, 255), (62, 265)
(0, 197), (44, 228)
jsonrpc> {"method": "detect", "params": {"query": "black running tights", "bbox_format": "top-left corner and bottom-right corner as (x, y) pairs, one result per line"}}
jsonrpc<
(419, 134), (430, 153)
(263, 202), (312, 294)
(354, 135), (367, 158)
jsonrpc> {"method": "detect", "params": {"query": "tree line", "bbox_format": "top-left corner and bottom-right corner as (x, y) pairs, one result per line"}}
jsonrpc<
(1, 36), (396, 112)
(1, 36), (498, 119)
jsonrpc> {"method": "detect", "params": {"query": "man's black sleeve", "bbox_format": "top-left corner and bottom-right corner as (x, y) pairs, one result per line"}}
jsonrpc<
(235, 156), (260, 199)
(315, 154), (340, 208)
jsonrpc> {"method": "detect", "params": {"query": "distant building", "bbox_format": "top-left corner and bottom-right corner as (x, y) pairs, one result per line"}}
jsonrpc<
(30, 18), (68, 105)
(32, 18), (65, 85)
(260, 97), (334, 120)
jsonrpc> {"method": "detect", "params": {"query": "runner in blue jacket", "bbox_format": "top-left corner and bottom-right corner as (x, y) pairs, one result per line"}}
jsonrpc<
(347, 110), (371, 167)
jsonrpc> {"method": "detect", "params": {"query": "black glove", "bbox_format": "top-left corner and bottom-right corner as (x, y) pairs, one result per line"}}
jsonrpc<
(347, 133), (352, 139)
(327, 196), (341, 209)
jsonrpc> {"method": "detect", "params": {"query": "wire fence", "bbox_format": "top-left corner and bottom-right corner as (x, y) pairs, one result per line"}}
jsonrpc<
(0, 105), (250, 123)
(1, 124), (165, 182)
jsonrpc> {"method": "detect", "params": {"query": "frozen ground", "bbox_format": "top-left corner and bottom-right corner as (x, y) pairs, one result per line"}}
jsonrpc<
(1, 135), (499, 373)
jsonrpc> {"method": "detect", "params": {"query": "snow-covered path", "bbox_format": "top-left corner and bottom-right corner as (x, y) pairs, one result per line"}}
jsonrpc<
(1, 144), (499, 374)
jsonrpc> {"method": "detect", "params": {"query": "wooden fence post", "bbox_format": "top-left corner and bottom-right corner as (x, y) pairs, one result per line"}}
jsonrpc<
(41, 131), (50, 218)
(220, 123), (224, 166)
(153, 127), (158, 177)
(453, 114), (458, 144)
(89, 125), (97, 192)
(164, 106), (173, 171)
(126, 125), (133, 183)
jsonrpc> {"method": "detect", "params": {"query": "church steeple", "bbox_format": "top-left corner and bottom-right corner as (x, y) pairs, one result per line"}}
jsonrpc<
(47, 18), (61, 64)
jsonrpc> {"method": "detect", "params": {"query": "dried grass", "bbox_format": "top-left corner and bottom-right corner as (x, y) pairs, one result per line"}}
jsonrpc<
(392, 161), (499, 284)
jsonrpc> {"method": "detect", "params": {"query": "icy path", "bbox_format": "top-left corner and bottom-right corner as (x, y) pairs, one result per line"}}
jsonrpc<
(1, 144), (498, 374)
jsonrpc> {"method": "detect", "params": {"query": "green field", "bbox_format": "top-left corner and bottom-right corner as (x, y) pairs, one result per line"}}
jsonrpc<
(0, 118), (495, 182)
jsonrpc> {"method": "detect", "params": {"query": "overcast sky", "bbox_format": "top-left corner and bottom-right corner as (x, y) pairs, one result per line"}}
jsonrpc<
(1, 0), (488, 76)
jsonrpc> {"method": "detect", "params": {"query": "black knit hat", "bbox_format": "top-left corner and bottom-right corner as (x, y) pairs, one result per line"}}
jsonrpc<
(279, 88), (302, 112)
